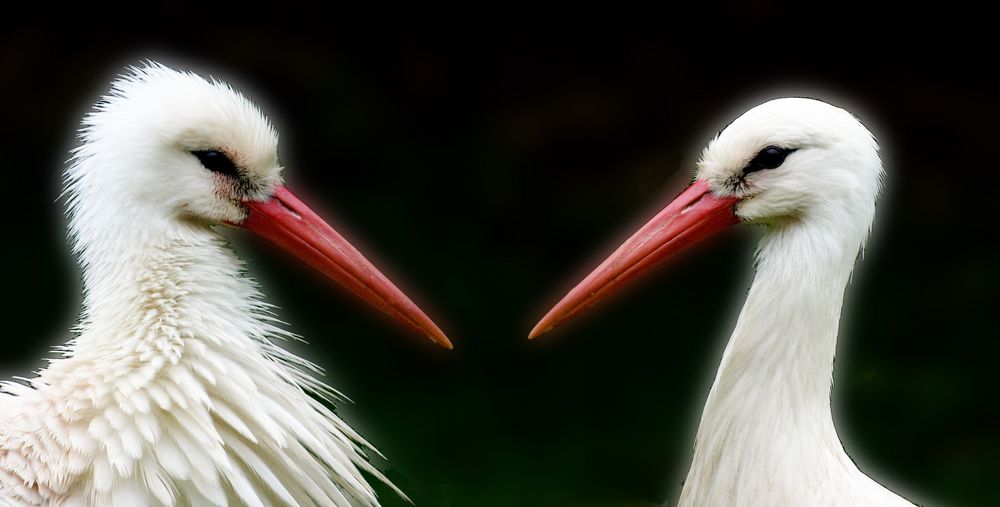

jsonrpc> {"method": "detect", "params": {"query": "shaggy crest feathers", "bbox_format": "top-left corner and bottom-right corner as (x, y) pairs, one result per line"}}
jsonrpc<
(1, 64), (401, 506)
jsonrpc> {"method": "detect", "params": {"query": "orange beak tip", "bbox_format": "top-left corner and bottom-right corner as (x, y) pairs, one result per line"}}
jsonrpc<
(435, 335), (455, 350)
(527, 326), (545, 340)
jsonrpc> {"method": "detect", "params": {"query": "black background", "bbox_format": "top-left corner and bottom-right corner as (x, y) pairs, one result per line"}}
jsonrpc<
(2, 7), (997, 506)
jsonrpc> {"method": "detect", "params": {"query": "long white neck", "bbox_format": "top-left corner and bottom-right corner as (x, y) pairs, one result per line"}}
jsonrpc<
(710, 220), (858, 425)
(68, 202), (256, 360)
(679, 219), (911, 506)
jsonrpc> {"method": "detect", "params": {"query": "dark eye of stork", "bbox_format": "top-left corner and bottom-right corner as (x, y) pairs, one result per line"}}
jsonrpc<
(743, 146), (794, 174)
(192, 150), (240, 178)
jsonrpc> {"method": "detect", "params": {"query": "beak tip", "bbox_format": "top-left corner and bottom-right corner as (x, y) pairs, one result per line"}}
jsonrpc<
(427, 330), (454, 350)
(527, 322), (550, 340)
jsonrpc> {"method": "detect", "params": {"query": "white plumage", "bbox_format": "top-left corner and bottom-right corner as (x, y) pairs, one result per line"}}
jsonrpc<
(678, 99), (911, 506)
(0, 64), (432, 506)
(531, 98), (915, 505)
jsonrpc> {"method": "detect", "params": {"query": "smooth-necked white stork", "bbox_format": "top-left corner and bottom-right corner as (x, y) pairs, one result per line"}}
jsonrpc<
(0, 63), (451, 506)
(530, 98), (915, 505)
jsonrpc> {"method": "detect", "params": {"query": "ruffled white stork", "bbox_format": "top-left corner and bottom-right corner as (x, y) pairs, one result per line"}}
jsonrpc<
(0, 64), (451, 506)
(530, 98), (915, 505)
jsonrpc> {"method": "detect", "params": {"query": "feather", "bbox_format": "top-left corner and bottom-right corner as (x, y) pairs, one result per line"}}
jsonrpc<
(1, 63), (401, 507)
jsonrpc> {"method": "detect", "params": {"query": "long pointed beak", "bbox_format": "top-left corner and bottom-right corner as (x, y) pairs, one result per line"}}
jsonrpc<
(529, 179), (739, 340)
(239, 186), (452, 349)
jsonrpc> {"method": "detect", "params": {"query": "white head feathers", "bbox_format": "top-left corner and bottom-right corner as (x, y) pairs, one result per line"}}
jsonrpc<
(697, 98), (883, 242)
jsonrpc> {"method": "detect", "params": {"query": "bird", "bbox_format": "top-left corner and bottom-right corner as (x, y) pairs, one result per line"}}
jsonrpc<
(0, 63), (452, 506)
(529, 98), (915, 505)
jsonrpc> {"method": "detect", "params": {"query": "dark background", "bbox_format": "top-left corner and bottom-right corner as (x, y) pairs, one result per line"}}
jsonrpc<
(2, 7), (997, 506)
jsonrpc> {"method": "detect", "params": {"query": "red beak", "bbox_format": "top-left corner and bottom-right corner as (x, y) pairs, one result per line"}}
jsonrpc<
(529, 180), (739, 339)
(239, 186), (452, 349)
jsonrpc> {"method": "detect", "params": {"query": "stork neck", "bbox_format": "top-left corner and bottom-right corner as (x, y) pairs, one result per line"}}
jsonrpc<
(70, 208), (249, 356)
(704, 218), (863, 431)
(679, 217), (905, 504)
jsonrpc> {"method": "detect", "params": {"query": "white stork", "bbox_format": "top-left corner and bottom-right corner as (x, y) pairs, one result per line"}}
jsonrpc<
(0, 63), (451, 506)
(530, 98), (915, 505)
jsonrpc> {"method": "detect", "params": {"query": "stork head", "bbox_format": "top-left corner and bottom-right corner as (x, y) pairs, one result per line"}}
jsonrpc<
(67, 63), (282, 225)
(530, 98), (882, 339)
(698, 98), (882, 229)
(66, 63), (452, 348)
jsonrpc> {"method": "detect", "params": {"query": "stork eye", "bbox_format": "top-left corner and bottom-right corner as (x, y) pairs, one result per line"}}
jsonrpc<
(192, 150), (239, 178)
(744, 146), (794, 174)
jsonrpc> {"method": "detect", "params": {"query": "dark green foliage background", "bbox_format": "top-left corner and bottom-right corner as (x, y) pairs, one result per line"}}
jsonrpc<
(2, 8), (996, 506)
